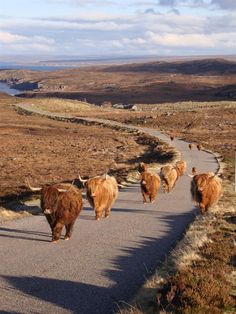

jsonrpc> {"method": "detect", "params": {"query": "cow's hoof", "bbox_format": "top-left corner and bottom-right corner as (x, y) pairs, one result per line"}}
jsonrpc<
(96, 217), (100, 221)
(105, 215), (110, 219)
(51, 240), (59, 244)
(64, 236), (70, 241)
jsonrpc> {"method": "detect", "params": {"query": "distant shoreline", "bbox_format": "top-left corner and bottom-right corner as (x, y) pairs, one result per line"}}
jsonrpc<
(1, 54), (236, 70)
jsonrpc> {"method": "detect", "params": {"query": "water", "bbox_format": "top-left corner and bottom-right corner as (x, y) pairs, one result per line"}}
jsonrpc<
(0, 82), (23, 95)
(0, 62), (77, 71)
(0, 63), (78, 95)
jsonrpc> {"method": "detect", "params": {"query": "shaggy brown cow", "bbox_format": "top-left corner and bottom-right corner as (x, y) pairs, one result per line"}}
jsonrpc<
(192, 167), (197, 175)
(190, 172), (222, 213)
(138, 162), (161, 204)
(79, 174), (118, 220)
(196, 144), (203, 151)
(175, 160), (187, 176)
(27, 181), (83, 243)
(160, 165), (179, 193)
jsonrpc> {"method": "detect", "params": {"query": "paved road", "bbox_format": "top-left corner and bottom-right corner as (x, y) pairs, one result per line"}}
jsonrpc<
(0, 106), (219, 314)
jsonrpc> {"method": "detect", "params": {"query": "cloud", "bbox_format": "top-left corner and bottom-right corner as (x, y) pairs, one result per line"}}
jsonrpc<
(48, 0), (116, 5)
(210, 0), (236, 10)
(146, 31), (216, 48)
(0, 31), (55, 53)
(0, 31), (28, 43)
(1, 1), (236, 56)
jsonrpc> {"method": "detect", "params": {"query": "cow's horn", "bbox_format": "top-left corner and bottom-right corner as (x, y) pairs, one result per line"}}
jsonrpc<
(26, 178), (42, 192)
(78, 174), (87, 183)
(56, 180), (75, 193)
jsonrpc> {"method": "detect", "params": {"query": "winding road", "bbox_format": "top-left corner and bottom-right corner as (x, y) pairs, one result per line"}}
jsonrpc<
(0, 105), (219, 314)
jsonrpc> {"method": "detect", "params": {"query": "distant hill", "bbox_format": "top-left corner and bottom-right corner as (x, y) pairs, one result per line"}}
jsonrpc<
(1, 57), (236, 104)
(103, 58), (236, 75)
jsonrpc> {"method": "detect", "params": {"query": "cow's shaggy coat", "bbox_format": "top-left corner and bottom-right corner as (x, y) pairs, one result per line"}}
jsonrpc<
(82, 174), (118, 220)
(138, 163), (161, 204)
(175, 160), (187, 176)
(28, 182), (83, 242)
(160, 165), (179, 193)
(190, 173), (222, 213)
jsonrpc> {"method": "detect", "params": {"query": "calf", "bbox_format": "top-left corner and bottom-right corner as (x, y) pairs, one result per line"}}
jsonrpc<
(138, 163), (161, 204)
(27, 181), (83, 243)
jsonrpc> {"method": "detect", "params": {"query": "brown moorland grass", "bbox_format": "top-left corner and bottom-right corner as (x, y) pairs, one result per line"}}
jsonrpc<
(0, 93), (176, 205)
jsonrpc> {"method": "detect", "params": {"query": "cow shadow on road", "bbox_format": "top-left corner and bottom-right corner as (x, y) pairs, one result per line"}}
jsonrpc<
(1, 209), (197, 313)
(0, 226), (52, 243)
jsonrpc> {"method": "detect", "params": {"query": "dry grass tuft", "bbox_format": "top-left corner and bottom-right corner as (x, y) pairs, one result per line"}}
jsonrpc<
(26, 98), (96, 114)
(0, 207), (31, 222)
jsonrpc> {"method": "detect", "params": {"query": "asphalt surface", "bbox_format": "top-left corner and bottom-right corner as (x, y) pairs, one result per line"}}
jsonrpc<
(0, 106), (219, 314)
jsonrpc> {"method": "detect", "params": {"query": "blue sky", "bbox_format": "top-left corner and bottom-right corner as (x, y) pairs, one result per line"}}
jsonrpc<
(0, 0), (236, 59)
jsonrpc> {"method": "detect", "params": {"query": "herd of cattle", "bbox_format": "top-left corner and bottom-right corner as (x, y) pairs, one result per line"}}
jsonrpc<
(27, 140), (222, 243)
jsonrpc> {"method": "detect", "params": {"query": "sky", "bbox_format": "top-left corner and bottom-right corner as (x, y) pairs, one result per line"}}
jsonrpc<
(0, 0), (236, 59)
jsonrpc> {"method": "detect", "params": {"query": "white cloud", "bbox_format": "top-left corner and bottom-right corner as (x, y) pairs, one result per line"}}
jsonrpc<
(0, 31), (55, 53)
(0, 31), (28, 43)
(1, 1), (236, 56)
(146, 31), (215, 48)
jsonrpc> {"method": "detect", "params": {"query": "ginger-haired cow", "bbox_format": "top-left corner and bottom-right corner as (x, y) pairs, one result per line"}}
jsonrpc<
(138, 162), (161, 204)
(160, 165), (180, 193)
(27, 181), (83, 243)
(190, 172), (222, 214)
(175, 160), (187, 176)
(79, 174), (118, 220)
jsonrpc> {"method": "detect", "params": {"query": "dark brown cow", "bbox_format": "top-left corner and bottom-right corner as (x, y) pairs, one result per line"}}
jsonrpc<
(138, 162), (161, 204)
(191, 167), (197, 175)
(27, 181), (83, 243)
(196, 144), (203, 151)
(190, 172), (222, 213)
(79, 174), (118, 220)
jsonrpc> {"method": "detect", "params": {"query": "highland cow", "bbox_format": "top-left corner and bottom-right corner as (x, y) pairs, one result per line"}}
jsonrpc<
(138, 162), (161, 204)
(160, 165), (179, 193)
(191, 167), (197, 176)
(79, 174), (118, 220)
(196, 144), (203, 151)
(190, 172), (222, 213)
(175, 160), (187, 176)
(27, 181), (83, 243)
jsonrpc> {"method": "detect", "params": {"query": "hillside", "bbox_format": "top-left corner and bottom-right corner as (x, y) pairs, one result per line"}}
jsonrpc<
(0, 58), (236, 104)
